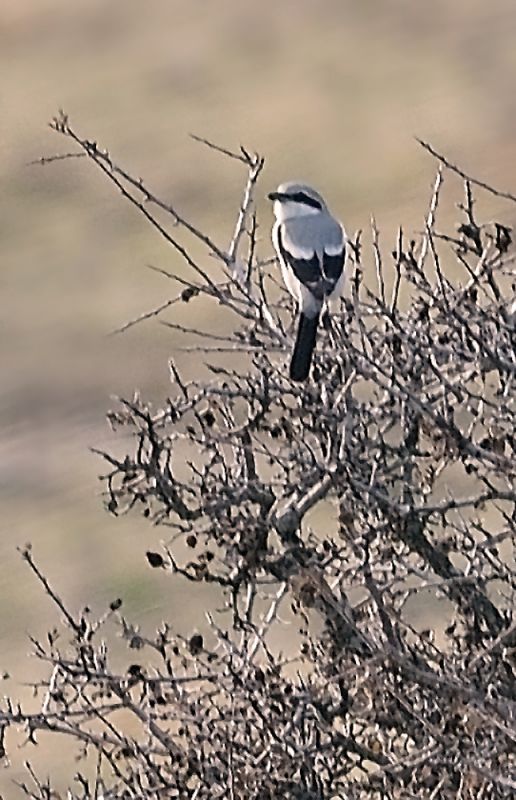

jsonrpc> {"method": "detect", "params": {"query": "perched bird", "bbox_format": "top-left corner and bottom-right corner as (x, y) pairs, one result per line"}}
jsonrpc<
(268, 182), (347, 381)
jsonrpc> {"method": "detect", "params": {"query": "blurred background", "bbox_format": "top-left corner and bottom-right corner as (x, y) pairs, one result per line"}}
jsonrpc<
(1, 0), (516, 789)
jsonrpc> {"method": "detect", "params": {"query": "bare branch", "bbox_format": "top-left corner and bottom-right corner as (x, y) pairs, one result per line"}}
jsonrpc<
(7, 122), (516, 798)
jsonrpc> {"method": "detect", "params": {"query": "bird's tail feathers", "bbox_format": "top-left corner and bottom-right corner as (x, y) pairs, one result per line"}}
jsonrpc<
(290, 313), (319, 382)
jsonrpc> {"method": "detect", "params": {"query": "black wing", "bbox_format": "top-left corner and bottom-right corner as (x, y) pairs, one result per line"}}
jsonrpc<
(277, 226), (322, 294)
(322, 249), (346, 287)
(278, 227), (345, 300)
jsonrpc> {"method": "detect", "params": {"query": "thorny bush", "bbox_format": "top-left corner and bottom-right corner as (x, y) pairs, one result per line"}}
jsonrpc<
(2, 113), (515, 799)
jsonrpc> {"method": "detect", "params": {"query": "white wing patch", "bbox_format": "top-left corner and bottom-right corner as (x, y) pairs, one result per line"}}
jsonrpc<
(324, 243), (345, 256)
(324, 226), (346, 257)
(286, 243), (316, 260)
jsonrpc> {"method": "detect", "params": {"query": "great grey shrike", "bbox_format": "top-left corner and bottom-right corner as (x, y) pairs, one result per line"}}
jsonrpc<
(268, 182), (346, 381)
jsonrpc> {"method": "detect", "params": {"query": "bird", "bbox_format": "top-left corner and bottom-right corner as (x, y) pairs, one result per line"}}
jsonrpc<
(268, 182), (347, 381)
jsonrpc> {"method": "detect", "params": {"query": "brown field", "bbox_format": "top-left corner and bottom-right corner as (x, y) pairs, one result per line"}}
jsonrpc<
(1, 0), (515, 791)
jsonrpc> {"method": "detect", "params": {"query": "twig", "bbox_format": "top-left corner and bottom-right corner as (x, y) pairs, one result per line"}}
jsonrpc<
(417, 138), (516, 203)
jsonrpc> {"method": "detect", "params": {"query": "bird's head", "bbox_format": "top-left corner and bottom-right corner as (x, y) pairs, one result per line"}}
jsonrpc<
(268, 181), (326, 221)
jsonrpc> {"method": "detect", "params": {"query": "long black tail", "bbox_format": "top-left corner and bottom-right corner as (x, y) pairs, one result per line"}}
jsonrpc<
(290, 312), (320, 382)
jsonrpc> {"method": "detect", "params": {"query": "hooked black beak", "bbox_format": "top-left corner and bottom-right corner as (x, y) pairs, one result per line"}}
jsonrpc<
(268, 191), (284, 202)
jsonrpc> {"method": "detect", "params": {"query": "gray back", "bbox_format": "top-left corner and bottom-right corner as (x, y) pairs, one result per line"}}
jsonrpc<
(282, 211), (343, 258)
